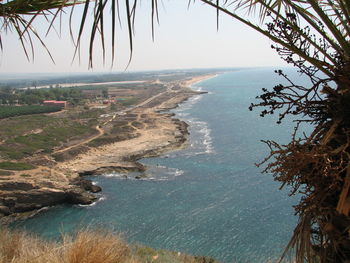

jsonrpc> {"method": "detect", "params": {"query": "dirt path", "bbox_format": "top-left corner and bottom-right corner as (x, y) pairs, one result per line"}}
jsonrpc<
(52, 88), (168, 155)
(133, 90), (167, 109)
(46, 109), (67, 116)
(49, 75), (213, 156)
(53, 125), (104, 154)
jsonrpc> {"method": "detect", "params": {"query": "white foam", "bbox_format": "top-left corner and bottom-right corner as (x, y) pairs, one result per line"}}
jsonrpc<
(170, 86), (215, 156)
(184, 118), (215, 156)
(99, 166), (185, 182)
(78, 195), (106, 207)
(191, 85), (204, 92)
(155, 164), (167, 169)
(137, 165), (185, 181)
(174, 169), (184, 177)
(101, 172), (128, 179)
(173, 92), (205, 114)
(176, 112), (189, 117)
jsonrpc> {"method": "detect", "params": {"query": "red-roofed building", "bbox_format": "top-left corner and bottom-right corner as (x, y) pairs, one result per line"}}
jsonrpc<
(43, 100), (67, 108)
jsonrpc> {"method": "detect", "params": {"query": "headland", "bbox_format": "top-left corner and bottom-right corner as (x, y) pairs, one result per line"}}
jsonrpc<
(0, 74), (215, 221)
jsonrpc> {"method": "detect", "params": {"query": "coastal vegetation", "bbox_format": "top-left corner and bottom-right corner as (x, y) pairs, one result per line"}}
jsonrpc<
(0, 105), (61, 119)
(0, 77), (175, 161)
(0, 162), (34, 171)
(0, 86), (83, 105)
(0, 114), (97, 159)
(0, 228), (218, 263)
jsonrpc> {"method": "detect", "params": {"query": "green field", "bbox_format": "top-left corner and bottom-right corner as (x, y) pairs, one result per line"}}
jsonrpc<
(0, 162), (35, 170)
(119, 97), (139, 106)
(0, 114), (97, 159)
(0, 105), (61, 119)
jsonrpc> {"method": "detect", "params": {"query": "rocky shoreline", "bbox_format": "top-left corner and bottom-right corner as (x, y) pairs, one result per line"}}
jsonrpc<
(76, 117), (189, 176)
(0, 74), (214, 222)
(0, 177), (101, 223)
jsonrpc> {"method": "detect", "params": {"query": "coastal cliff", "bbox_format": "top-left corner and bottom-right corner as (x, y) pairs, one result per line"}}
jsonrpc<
(0, 178), (100, 216)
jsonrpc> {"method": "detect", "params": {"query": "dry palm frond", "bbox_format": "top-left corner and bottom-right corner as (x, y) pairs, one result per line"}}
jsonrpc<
(0, 0), (158, 67)
(0, 0), (81, 62)
(1, 0), (349, 72)
(200, 0), (350, 76)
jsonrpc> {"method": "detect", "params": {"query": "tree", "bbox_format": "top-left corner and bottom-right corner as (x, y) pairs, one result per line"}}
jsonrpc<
(202, 2), (349, 262)
(1, 0), (350, 262)
(102, 88), (109, 98)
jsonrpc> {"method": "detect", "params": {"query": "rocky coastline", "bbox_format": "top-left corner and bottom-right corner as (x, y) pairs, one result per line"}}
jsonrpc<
(0, 75), (214, 222)
(0, 177), (101, 223)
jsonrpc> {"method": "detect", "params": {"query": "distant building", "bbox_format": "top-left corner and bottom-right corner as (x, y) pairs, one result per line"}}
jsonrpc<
(43, 100), (67, 108)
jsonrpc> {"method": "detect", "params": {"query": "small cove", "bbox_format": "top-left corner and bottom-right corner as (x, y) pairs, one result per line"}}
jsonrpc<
(13, 68), (312, 262)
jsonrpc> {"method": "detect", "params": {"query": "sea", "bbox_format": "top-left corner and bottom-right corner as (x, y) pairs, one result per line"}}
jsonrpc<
(13, 67), (313, 263)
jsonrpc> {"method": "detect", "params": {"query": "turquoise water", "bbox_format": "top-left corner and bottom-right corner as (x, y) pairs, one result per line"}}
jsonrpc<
(13, 68), (311, 262)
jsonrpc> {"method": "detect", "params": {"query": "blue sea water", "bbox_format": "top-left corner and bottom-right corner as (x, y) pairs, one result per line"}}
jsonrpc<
(13, 68), (313, 263)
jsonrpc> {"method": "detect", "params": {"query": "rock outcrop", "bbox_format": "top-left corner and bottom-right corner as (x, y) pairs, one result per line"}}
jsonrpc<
(0, 177), (100, 219)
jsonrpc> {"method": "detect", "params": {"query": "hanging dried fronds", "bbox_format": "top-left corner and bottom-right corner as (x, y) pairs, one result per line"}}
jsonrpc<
(246, 8), (350, 263)
(199, 1), (350, 261)
(0, 0), (161, 67)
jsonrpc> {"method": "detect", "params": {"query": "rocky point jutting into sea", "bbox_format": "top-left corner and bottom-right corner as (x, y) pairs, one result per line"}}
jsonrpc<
(0, 75), (213, 222)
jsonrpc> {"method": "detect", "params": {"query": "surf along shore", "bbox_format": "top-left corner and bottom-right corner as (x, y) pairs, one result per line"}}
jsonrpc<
(0, 74), (215, 222)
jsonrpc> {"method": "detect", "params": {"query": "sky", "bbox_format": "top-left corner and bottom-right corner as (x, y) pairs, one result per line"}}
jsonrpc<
(0, 0), (286, 73)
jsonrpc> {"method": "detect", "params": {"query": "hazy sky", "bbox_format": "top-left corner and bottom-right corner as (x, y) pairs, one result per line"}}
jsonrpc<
(0, 1), (286, 73)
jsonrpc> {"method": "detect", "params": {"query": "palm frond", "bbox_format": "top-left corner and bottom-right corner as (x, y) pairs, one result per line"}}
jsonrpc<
(0, 0), (82, 62)
(0, 0), (78, 16)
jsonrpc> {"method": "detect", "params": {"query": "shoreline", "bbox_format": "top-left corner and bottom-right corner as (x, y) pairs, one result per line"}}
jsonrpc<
(56, 74), (216, 176)
(0, 74), (216, 222)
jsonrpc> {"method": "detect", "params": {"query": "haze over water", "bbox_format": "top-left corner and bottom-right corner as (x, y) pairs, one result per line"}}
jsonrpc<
(14, 68), (308, 262)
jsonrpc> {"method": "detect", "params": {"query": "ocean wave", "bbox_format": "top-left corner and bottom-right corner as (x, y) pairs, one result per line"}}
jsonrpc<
(174, 169), (184, 176)
(78, 195), (106, 207)
(173, 93), (204, 114)
(191, 85), (203, 92)
(101, 172), (129, 179)
(176, 112), (190, 117)
(171, 84), (214, 156)
(185, 119), (215, 156)
(100, 166), (185, 182)
(142, 166), (185, 181)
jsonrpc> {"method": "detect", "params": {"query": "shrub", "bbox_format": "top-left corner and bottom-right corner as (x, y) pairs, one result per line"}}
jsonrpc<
(0, 170), (12, 176)
(0, 162), (34, 171)
(0, 105), (61, 119)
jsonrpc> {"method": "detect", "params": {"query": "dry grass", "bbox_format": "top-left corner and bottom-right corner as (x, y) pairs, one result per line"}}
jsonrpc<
(0, 228), (58, 263)
(63, 230), (133, 263)
(0, 228), (136, 263)
(0, 228), (219, 263)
